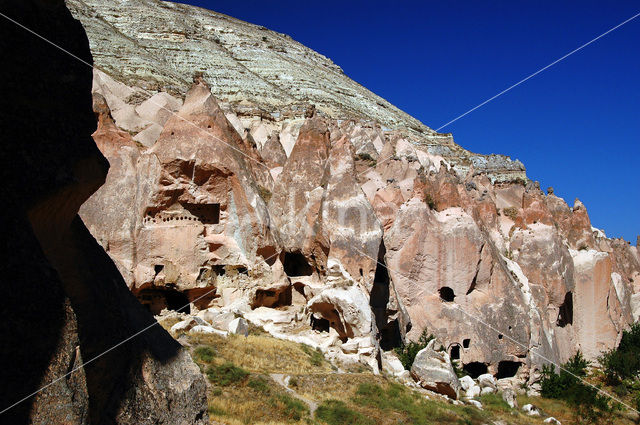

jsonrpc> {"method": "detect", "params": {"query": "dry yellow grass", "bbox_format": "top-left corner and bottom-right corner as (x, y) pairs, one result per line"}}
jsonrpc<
(190, 332), (332, 374)
(516, 394), (637, 425)
(294, 372), (388, 401)
(207, 385), (309, 425)
(156, 313), (182, 332)
(176, 322), (639, 425)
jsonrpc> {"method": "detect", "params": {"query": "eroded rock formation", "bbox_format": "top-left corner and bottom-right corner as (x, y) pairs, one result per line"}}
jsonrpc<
(66, 0), (639, 393)
(0, 1), (207, 423)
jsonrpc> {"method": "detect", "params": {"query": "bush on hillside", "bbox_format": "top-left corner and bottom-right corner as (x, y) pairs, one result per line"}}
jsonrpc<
(599, 322), (640, 385)
(394, 330), (435, 370)
(540, 352), (614, 423)
(205, 362), (248, 386)
(316, 399), (372, 425)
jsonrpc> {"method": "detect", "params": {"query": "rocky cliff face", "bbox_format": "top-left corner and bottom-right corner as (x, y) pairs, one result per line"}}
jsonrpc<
(68, 0), (639, 390)
(0, 1), (207, 424)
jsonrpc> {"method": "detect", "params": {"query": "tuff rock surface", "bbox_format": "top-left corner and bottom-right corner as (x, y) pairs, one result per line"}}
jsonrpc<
(0, 1), (207, 423)
(410, 340), (461, 399)
(64, 0), (639, 399)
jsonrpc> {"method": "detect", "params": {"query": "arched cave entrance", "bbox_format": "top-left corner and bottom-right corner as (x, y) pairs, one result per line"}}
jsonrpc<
(496, 361), (522, 379)
(370, 242), (402, 350)
(556, 291), (573, 327)
(450, 344), (461, 360)
(282, 251), (314, 276)
(309, 303), (350, 342)
(463, 362), (488, 379)
(138, 287), (190, 316)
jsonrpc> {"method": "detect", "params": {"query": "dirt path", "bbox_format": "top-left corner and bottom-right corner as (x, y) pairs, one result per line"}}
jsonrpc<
(270, 373), (319, 416)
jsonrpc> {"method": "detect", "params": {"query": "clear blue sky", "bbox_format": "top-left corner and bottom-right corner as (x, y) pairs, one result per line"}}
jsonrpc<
(175, 0), (639, 242)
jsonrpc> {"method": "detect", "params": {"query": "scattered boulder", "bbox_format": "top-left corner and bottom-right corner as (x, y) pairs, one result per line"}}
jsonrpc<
(459, 375), (475, 391)
(228, 317), (249, 336)
(522, 404), (541, 416)
(480, 386), (495, 395)
(410, 340), (461, 399)
(464, 385), (481, 398)
(501, 388), (518, 409)
(544, 417), (561, 424)
(381, 353), (406, 377)
(190, 325), (228, 336)
(170, 317), (207, 333)
(466, 399), (483, 409)
(477, 373), (497, 390)
(210, 311), (237, 331)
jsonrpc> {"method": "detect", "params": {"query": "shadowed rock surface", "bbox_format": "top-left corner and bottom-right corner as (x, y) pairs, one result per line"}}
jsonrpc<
(0, 1), (207, 423)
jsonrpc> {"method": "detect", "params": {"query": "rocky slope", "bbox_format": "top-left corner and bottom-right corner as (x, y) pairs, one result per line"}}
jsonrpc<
(0, 1), (206, 423)
(68, 0), (639, 398)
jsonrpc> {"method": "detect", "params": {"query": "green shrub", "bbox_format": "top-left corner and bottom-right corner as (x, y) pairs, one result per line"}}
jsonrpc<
(205, 362), (248, 386)
(193, 346), (216, 363)
(353, 382), (456, 424)
(356, 152), (377, 166)
(502, 207), (518, 221)
(269, 393), (308, 421)
(540, 352), (613, 423)
(599, 322), (640, 384)
(424, 193), (436, 210)
(248, 376), (271, 394)
(394, 330), (434, 370)
(256, 185), (272, 203)
(477, 393), (510, 411)
(301, 344), (324, 366)
(316, 400), (372, 425)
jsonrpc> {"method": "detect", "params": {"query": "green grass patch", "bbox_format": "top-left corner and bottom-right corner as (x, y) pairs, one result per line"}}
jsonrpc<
(353, 382), (442, 424)
(248, 375), (271, 394)
(316, 399), (373, 425)
(193, 346), (216, 363)
(269, 393), (309, 421)
(301, 344), (325, 366)
(477, 393), (510, 411)
(206, 362), (249, 386)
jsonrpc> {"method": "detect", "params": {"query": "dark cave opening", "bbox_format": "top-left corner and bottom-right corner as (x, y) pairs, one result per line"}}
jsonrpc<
(496, 360), (522, 379)
(183, 203), (220, 224)
(370, 242), (402, 350)
(138, 287), (190, 316)
(310, 315), (330, 333)
(450, 345), (461, 360)
(439, 286), (455, 302)
(252, 286), (292, 309)
(282, 251), (314, 276)
(463, 338), (470, 349)
(556, 291), (573, 327)
(463, 362), (488, 379)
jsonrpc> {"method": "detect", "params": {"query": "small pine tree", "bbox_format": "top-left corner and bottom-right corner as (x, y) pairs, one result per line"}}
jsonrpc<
(394, 330), (434, 370)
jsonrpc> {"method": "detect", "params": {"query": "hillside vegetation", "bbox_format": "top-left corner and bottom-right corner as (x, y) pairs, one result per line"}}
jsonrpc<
(159, 317), (639, 425)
